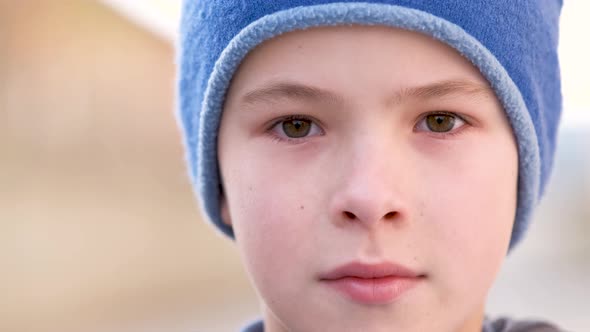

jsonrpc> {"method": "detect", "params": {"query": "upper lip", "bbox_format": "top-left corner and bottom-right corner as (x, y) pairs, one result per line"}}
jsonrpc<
(319, 261), (423, 280)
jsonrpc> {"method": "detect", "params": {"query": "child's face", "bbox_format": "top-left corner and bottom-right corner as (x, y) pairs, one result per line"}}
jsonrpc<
(218, 26), (518, 332)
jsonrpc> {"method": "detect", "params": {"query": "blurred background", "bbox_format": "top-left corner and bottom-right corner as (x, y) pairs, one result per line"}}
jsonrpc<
(0, 1), (588, 332)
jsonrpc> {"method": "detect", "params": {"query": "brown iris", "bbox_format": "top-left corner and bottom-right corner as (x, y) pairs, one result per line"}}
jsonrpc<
(426, 114), (455, 132)
(282, 119), (311, 138)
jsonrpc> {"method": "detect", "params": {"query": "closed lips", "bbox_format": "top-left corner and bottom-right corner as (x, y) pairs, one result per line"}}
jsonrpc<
(319, 261), (424, 280)
(319, 261), (425, 305)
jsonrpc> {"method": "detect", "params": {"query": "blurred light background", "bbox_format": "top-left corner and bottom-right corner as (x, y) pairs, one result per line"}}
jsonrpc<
(0, 1), (587, 332)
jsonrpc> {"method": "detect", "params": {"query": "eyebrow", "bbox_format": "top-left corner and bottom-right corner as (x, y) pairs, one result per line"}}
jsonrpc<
(240, 79), (493, 107)
(392, 79), (494, 105)
(241, 81), (344, 106)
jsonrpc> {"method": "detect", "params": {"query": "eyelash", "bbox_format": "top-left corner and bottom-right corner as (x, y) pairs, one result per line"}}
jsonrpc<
(266, 111), (470, 143)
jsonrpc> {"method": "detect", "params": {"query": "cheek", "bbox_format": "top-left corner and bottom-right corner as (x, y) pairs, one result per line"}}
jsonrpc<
(416, 134), (517, 302)
(222, 153), (320, 298)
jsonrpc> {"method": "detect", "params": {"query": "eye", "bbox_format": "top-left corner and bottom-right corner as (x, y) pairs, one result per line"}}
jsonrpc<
(270, 115), (323, 141)
(415, 112), (466, 134)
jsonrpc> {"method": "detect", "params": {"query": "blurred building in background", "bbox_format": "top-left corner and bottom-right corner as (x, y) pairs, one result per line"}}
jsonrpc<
(0, 1), (588, 332)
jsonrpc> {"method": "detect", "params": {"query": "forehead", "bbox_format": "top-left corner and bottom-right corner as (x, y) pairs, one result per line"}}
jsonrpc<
(226, 25), (493, 108)
(228, 26), (494, 110)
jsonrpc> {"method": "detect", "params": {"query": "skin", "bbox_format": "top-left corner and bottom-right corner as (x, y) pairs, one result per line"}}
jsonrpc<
(217, 26), (518, 332)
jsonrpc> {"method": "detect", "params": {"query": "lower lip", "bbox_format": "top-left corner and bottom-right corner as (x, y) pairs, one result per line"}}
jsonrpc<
(322, 276), (422, 305)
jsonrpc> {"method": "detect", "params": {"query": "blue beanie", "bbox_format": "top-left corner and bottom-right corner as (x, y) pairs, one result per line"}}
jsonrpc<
(176, 1), (562, 250)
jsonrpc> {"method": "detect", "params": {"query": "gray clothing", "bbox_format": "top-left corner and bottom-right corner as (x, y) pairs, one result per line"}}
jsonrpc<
(241, 317), (565, 332)
(482, 317), (566, 332)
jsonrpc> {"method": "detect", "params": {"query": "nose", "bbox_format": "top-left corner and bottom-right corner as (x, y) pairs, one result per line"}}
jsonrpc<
(328, 138), (408, 230)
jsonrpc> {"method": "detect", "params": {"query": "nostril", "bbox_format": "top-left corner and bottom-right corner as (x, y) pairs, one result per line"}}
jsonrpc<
(384, 211), (397, 220)
(343, 211), (356, 220)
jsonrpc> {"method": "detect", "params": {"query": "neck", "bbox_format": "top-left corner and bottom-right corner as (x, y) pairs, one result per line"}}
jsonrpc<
(261, 303), (487, 332)
(457, 305), (486, 332)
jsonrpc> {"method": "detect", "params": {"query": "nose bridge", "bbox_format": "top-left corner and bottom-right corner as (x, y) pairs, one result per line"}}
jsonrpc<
(329, 126), (406, 228)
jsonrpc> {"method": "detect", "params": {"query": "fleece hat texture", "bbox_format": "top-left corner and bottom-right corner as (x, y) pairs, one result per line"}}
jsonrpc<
(176, 0), (562, 250)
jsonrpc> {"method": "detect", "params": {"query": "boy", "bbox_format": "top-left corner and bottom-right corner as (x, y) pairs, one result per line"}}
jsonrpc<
(176, 1), (564, 331)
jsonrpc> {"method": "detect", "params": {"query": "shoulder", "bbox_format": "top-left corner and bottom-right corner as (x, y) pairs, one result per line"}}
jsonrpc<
(484, 316), (567, 332)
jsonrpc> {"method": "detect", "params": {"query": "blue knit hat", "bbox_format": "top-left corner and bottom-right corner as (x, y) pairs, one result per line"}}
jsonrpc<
(176, 1), (562, 250)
